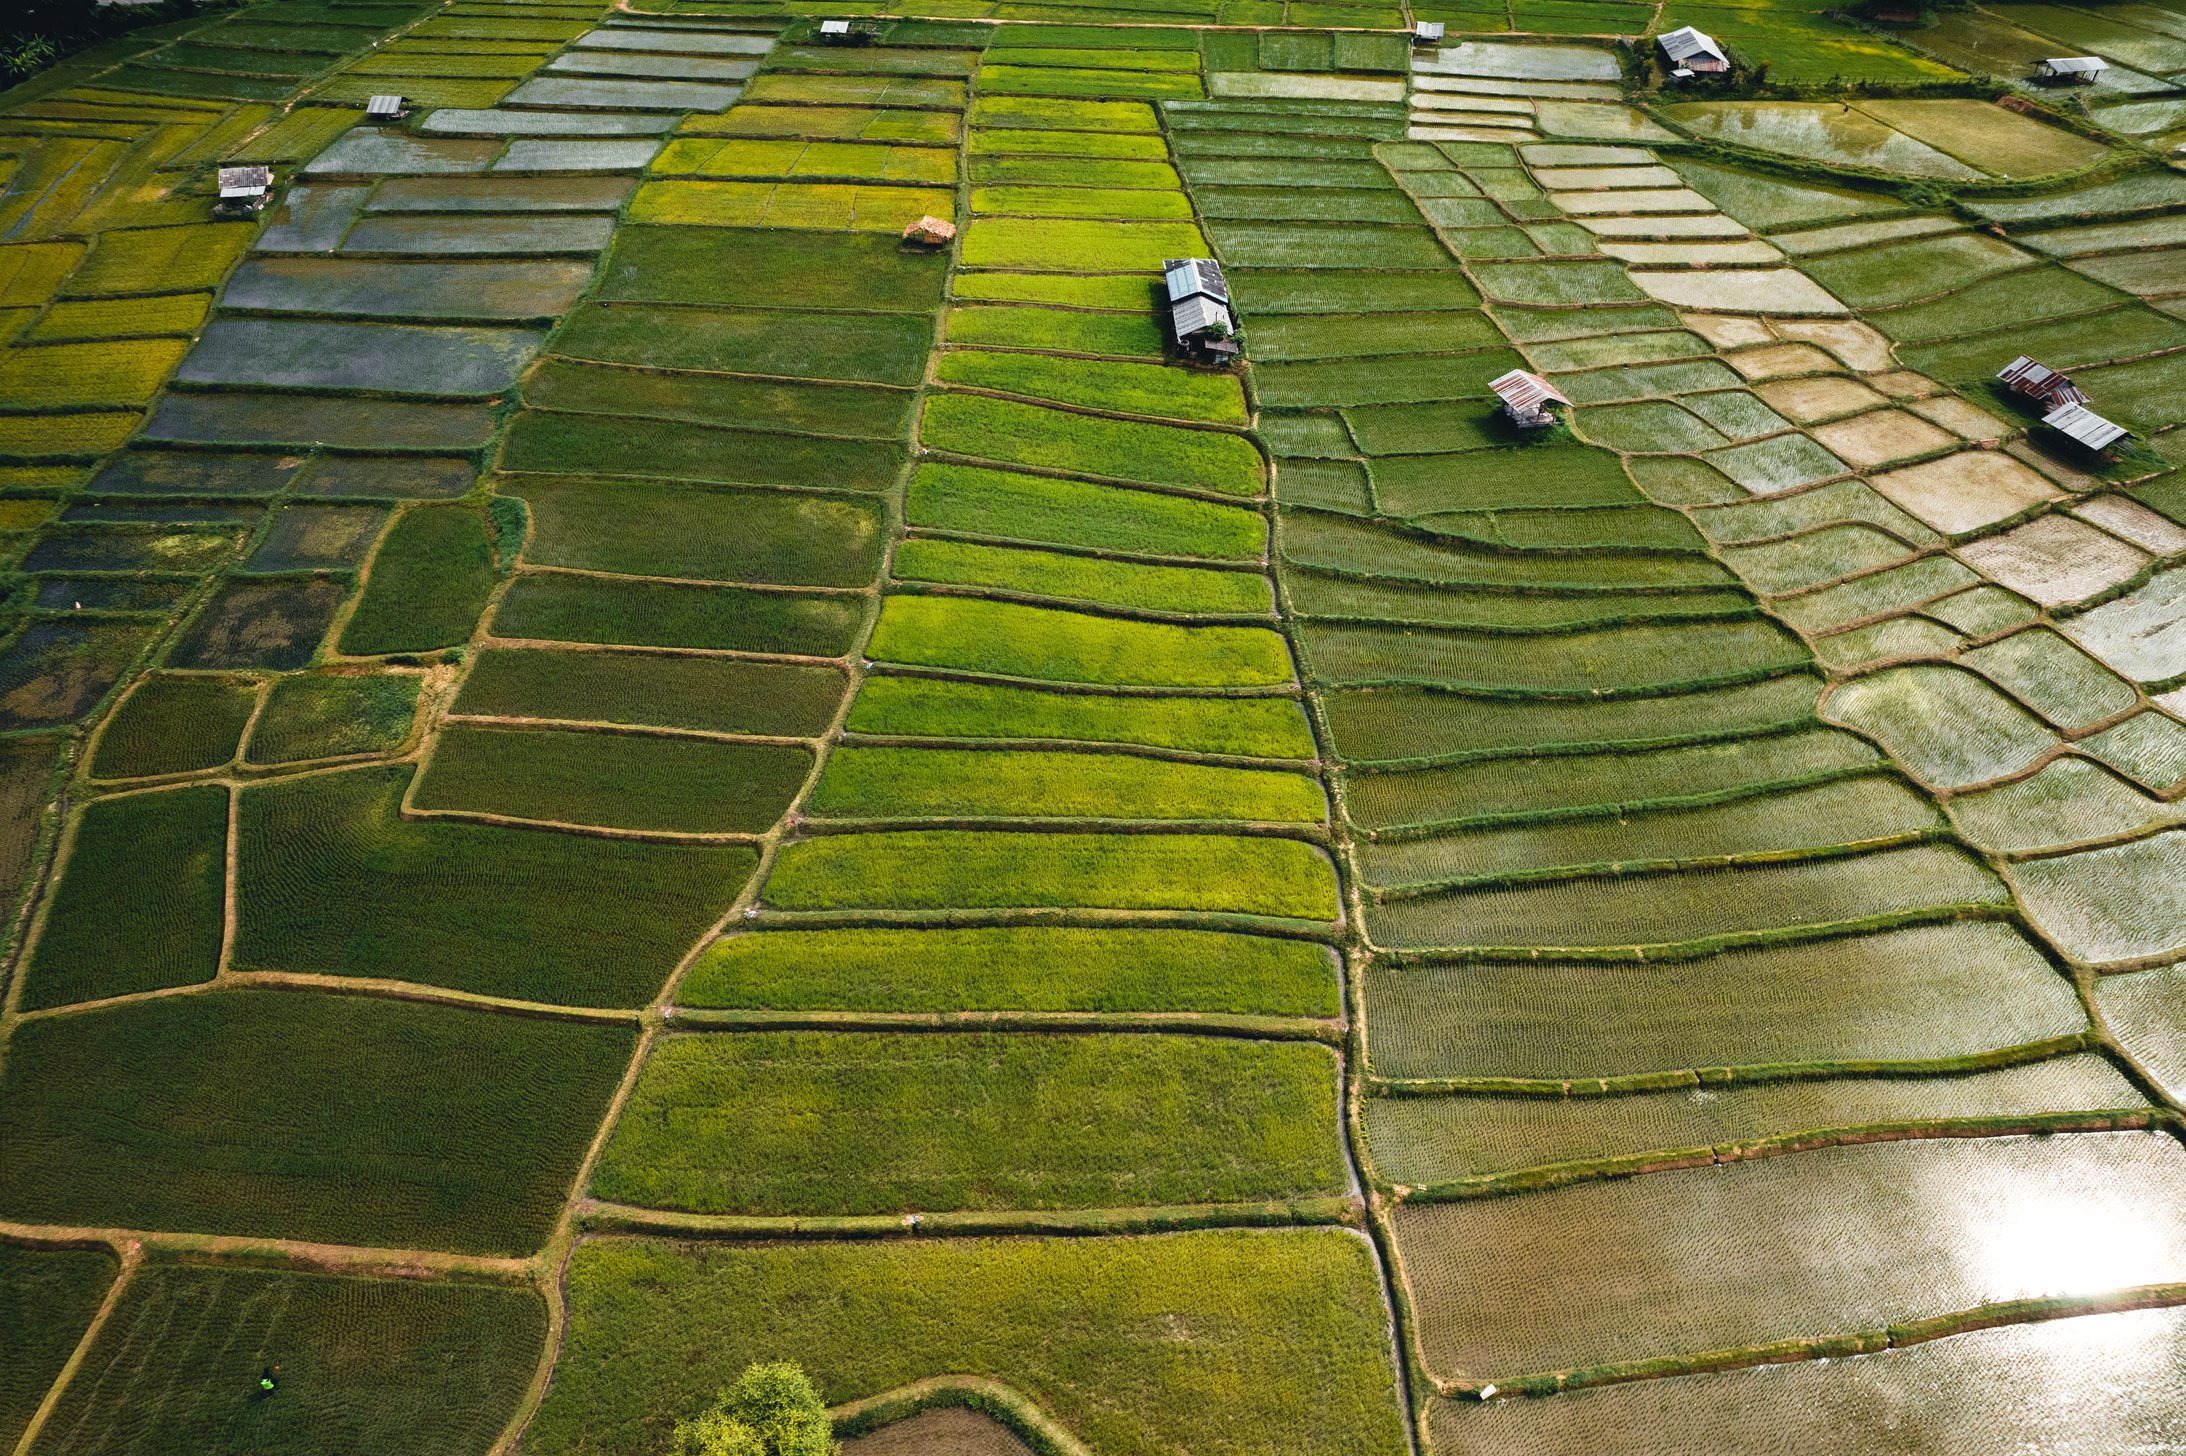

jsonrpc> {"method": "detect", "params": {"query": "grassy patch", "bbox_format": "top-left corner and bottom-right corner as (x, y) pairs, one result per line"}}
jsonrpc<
(246, 673), (420, 765)
(456, 649), (843, 738)
(970, 184), (1194, 220)
(968, 95), (1161, 131)
(595, 1032), (1341, 1214)
(765, 828), (1340, 918)
(554, 302), (935, 386)
(0, 339), (190, 408)
(599, 227), (947, 313)
(0, 988), (634, 1253)
(680, 924), (1337, 1014)
(847, 674), (1314, 757)
(0, 1243), (115, 1451)
(523, 360), (914, 441)
(236, 765), (754, 1005)
(90, 674), (257, 779)
(492, 574), (863, 657)
(500, 412), (904, 495)
(340, 505), (495, 656)
(510, 476), (885, 588)
(944, 304), (1165, 357)
(960, 218), (1207, 271)
(922, 393), (1263, 495)
(906, 461), (1264, 559)
(533, 1231), (1407, 1456)
(629, 180), (955, 233)
(867, 595), (1294, 687)
(21, 784), (225, 1011)
(809, 744), (1322, 821)
(35, 1263), (542, 1456)
(415, 726), (810, 834)
(892, 538), (1271, 615)
(938, 350), (1247, 423)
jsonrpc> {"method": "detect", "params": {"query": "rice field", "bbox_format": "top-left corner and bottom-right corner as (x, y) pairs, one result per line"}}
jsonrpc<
(2, 7), (2184, 1450)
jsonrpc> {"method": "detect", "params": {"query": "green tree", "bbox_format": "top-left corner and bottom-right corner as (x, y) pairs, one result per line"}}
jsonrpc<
(672, 1362), (836, 1456)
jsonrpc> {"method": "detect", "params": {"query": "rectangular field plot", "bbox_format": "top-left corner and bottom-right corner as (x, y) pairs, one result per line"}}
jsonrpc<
(943, 303), (1166, 358)
(936, 350), (1247, 424)
(846, 674), (1314, 758)
(630, 179), (954, 232)
(1359, 922), (2082, 1081)
(246, 672), (421, 767)
(807, 744), (1324, 822)
(891, 538), (1270, 615)
(455, 648), (845, 737)
(501, 411), (904, 495)
(0, 988), (633, 1253)
(509, 476), (885, 587)
(492, 573), (864, 658)
(174, 318), (545, 398)
(33, 1264), (544, 1456)
(763, 828), (1340, 920)
(236, 765), (755, 1005)
(144, 391), (497, 451)
(524, 359), (913, 440)
(905, 462), (1265, 559)
(920, 393), (1263, 495)
(593, 1032), (1343, 1214)
(685, 104), (960, 145)
(1393, 1132), (2186, 1382)
(414, 725), (810, 835)
(1426, 1302), (2186, 1456)
(653, 136), (957, 183)
(1366, 843), (2010, 952)
(552, 301), (933, 385)
(1298, 617), (1806, 695)
(20, 785), (225, 1011)
(531, 1231), (1408, 1456)
(678, 924), (1338, 1015)
(866, 595), (1294, 687)
(1364, 1053), (2143, 1188)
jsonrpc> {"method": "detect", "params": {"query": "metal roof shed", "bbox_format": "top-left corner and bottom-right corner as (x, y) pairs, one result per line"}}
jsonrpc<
(1490, 369), (1570, 428)
(366, 94), (407, 121)
(2038, 56), (2107, 80)
(2042, 401), (2129, 452)
(1658, 25), (1729, 73)
(1998, 355), (2089, 407)
(1413, 20), (1445, 44)
(214, 165), (271, 217)
(1164, 257), (1227, 305)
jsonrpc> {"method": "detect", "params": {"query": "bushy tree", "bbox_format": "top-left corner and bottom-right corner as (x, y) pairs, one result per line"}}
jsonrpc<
(672, 1363), (835, 1456)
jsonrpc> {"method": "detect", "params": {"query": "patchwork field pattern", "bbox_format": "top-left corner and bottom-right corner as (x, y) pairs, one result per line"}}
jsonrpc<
(3, 4), (2186, 1454)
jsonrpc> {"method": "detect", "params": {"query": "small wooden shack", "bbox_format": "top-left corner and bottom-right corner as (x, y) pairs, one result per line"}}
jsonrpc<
(2035, 56), (2107, 84)
(1490, 369), (1570, 429)
(214, 165), (271, 218)
(1413, 20), (1445, 46)
(902, 215), (956, 247)
(818, 17), (880, 44)
(2042, 401), (2130, 454)
(1658, 25), (1729, 77)
(366, 94), (408, 122)
(1998, 355), (2089, 409)
(1162, 257), (1239, 365)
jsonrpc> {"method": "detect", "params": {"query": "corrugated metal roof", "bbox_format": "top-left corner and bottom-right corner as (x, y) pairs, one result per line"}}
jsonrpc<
(1999, 355), (2089, 405)
(2041, 56), (2107, 73)
(819, 18), (850, 32)
(217, 165), (270, 197)
(1658, 26), (1727, 65)
(2043, 401), (2129, 450)
(366, 94), (405, 117)
(1489, 369), (1570, 412)
(1173, 294), (1231, 338)
(1414, 21), (1445, 40)
(1164, 258), (1227, 304)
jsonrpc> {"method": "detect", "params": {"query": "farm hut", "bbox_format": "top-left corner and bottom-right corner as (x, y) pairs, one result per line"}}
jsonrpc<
(818, 17), (880, 44)
(1657, 25), (1729, 77)
(1163, 257), (1240, 364)
(1998, 355), (2089, 409)
(2041, 401), (2130, 454)
(902, 215), (956, 247)
(1413, 21), (1446, 45)
(214, 165), (271, 218)
(1490, 369), (1570, 429)
(366, 94), (408, 122)
(2035, 56), (2107, 84)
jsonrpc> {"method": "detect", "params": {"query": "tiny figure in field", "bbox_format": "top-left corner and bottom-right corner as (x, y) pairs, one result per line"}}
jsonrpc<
(257, 1365), (281, 1395)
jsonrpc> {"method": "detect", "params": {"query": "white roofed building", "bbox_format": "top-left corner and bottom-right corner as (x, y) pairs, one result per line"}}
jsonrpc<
(2042, 401), (2130, 454)
(2036, 56), (2108, 82)
(1658, 25), (1729, 75)
(1490, 369), (1571, 429)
